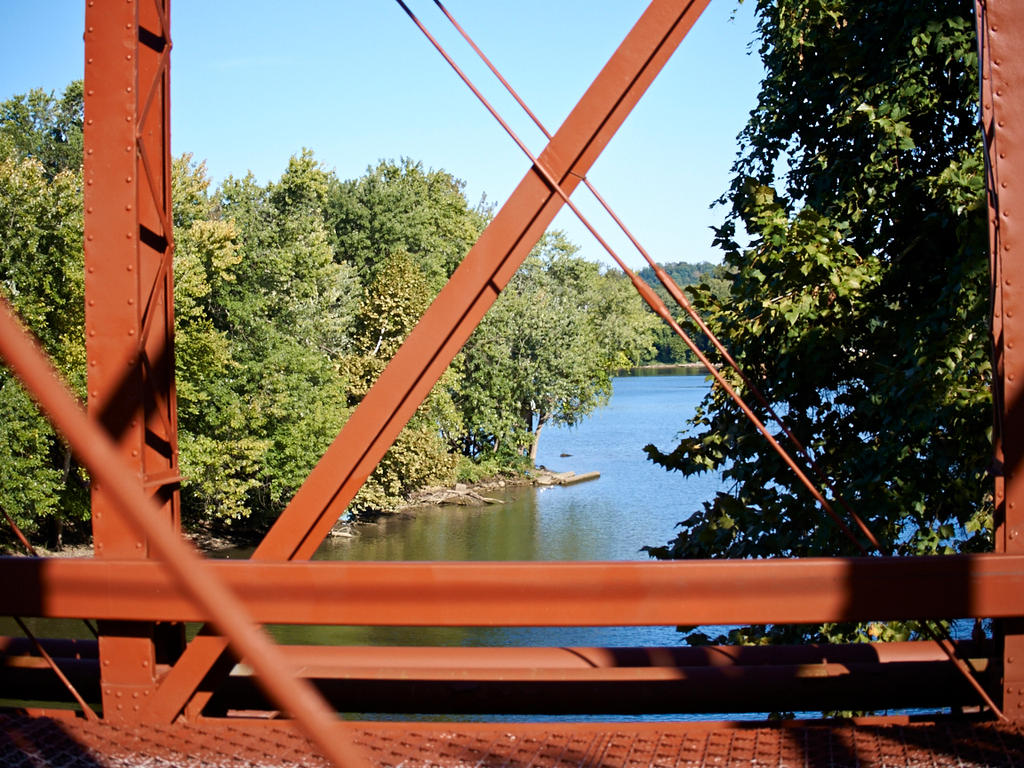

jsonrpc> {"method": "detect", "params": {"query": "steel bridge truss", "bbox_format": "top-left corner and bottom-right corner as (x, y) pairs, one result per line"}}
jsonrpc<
(0, 0), (1023, 763)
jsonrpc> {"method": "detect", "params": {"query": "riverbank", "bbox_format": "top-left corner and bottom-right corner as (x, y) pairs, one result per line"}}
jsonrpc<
(339, 466), (601, 534)
(620, 362), (705, 374)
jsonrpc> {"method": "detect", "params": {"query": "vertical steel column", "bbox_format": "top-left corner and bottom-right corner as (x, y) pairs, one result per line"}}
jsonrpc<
(83, 0), (180, 722)
(979, 0), (1024, 721)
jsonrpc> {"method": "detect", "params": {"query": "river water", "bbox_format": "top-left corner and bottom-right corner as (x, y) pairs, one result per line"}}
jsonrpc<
(266, 371), (724, 650)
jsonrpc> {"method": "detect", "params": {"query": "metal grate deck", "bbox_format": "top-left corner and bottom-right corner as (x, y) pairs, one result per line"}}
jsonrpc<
(1, 715), (1021, 768)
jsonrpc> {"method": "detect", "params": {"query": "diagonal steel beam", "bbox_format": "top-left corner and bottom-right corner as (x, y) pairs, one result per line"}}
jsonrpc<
(145, 0), (711, 722)
(0, 300), (366, 768)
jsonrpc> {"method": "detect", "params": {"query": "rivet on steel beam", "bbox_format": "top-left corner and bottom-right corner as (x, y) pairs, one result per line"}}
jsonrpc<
(127, 263), (133, 270)
(103, 660), (109, 666)
(1010, 657), (1017, 664)
(126, 86), (133, 93)
(126, 176), (132, 183)
(86, 234), (93, 241)
(125, 115), (132, 122)
(131, 449), (139, 457)
(126, 54), (132, 61)
(90, 390), (98, 399)
(128, 329), (135, 336)
(128, 298), (134, 305)
(86, 179), (93, 186)
(142, 660), (149, 668)
(87, 89), (94, 96)
(999, 120), (1006, 128)
(135, 542), (143, 549)
(90, 360), (96, 367)
(116, 691), (123, 698)
(88, 330), (96, 337)
(126, 204), (132, 211)
(87, 266), (94, 273)
(87, 27), (94, 33)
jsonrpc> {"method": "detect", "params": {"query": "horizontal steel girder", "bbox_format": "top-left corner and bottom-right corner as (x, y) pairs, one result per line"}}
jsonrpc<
(1, 554), (1022, 625)
(0, 641), (988, 714)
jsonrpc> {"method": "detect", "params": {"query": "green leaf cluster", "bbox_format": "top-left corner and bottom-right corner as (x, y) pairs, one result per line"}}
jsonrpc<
(0, 82), (87, 548)
(646, 0), (991, 646)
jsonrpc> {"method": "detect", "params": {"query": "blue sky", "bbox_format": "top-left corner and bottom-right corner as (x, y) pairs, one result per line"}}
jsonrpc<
(0, 1), (763, 269)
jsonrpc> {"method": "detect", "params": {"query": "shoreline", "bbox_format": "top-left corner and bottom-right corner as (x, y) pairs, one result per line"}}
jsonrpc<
(619, 362), (705, 374)
(17, 466), (599, 557)
(340, 466), (600, 533)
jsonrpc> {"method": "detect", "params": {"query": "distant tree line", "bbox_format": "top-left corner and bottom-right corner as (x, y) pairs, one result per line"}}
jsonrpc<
(0, 81), (670, 546)
(636, 261), (730, 365)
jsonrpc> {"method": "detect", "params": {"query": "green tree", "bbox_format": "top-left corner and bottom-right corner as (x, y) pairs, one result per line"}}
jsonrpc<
(185, 152), (359, 526)
(457, 233), (658, 462)
(0, 82), (83, 178)
(172, 155), (269, 522)
(341, 251), (459, 515)
(646, 0), (989, 645)
(0, 125), (87, 548)
(326, 158), (488, 290)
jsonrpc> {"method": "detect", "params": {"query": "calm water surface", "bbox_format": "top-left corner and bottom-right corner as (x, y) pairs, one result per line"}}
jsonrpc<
(265, 372), (724, 651)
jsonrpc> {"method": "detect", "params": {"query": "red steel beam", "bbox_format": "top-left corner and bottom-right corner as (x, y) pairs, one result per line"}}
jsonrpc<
(0, 640), (982, 675)
(979, 0), (1024, 720)
(0, 644), (987, 716)
(2, 555), (1022, 625)
(83, 0), (182, 721)
(147, 0), (712, 722)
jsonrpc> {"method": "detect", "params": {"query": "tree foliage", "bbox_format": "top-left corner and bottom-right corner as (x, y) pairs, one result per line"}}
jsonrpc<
(0, 82), (664, 540)
(458, 233), (659, 462)
(0, 84), (87, 547)
(646, 0), (990, 644)
(327, 158), (489, 290)
(637, 260), (732, 364)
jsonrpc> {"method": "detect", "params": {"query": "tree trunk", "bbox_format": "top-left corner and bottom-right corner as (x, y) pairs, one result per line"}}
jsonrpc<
(528, 421), (545, 464)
